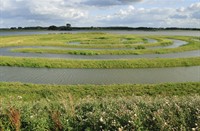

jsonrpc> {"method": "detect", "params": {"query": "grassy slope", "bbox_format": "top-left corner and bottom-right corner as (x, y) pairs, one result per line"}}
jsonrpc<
(0, 82), (200, 130)
(0, 82), (200, 100)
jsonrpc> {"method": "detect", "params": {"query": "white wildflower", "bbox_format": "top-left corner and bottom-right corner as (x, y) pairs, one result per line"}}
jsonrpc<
(100, 117), (104, 122)
(17, 96), (22, 99)
(112, 120), (116, 124)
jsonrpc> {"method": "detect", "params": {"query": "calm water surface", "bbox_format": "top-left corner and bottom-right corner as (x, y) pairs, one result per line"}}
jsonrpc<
(0, 66), (199, 84)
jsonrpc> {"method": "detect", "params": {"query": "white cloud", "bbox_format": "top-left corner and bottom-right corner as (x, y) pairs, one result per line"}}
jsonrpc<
(0, 0), (14, 11)
(118, 6), (135, 16)
(96, 3), (200, 28)
(28, 0), (88, 19)
(0, 0), (88, 27)
(0, 0), (199, 28)
(188, 2), (200, 10)
(81, 0), (143, 7)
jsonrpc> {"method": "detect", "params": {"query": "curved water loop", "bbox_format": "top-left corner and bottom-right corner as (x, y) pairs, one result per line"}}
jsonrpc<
(0, 32), (199, 84)
(145, 38), (157, 43)
(149, 39), (188, 49)
(0, 39), (199, 59)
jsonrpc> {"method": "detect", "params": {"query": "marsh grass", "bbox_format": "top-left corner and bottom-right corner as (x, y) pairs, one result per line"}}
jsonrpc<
(1, 32), (197, 49)
(1, 33), (199, 56)
(10, 37), (199, 55)
(0, 82), (199, 100)
(0, 56), (199, 68)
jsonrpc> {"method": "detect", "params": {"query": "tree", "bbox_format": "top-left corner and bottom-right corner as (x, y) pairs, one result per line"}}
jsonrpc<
(10, 27), (17, 30)
(66, 23), (71, 28)
(48, 25), (58, 30)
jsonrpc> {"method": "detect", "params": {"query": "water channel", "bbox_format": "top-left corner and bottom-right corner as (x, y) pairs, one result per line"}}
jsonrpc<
(0, 30), (199, 84)
(0, 66), (199, 84)
(0, 39), (199, 59)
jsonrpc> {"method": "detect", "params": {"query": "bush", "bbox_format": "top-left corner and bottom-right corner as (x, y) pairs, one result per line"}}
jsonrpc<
(0, 96), (199, 130)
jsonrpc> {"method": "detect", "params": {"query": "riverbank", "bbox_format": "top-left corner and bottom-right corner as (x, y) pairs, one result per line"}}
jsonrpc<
(1, 82), (199, 100)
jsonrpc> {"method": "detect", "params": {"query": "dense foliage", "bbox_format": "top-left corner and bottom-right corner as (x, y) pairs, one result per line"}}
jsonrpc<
(0, 82), (200, 130)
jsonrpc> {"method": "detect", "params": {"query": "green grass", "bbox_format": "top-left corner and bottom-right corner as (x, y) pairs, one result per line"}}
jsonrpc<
(0, 56), (200, 68)
(0, 33), (145, 47)
(0, 82), (199, 100)
(0, 82), (199, 130)
(12, 43), (199, 55)
(1, 32), (198, 49)
(5, 34), (199, 55)
(0, 33), (199, 130)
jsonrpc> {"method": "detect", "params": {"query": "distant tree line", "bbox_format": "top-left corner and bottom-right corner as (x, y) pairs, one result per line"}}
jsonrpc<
(7, 26), (48, 30)
(48, 24), (72, 30)
(1, 24), (199, 31)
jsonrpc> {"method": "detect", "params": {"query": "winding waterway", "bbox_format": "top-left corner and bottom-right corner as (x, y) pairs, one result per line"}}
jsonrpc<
(0, 39), (199, 59)
(0, 31), (199, 84)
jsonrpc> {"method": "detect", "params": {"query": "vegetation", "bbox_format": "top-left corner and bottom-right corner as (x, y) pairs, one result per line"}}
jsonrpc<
(0, 33), (142, 47)
(13, 43), (199, 55)
(0, 82), (199, 100)
(0, 33), (199, 55)
(0, 32), (193, 48)
(0, 82), (199, 130)
(0, 56), (200, 68)
(0, 32), (199, 130)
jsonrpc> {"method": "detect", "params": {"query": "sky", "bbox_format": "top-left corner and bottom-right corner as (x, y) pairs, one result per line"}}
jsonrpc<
(0, 0), (200, 28)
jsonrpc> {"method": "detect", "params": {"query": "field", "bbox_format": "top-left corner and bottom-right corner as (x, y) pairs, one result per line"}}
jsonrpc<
(0, 32), (200, 130)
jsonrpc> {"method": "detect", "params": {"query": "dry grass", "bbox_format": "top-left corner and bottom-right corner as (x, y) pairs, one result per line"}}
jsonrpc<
(7, 107), (21, 131)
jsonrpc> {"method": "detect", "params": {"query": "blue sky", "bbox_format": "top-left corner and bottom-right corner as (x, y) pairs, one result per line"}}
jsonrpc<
(0, 0), (199, 28)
